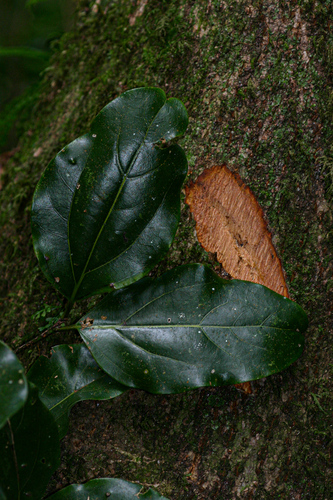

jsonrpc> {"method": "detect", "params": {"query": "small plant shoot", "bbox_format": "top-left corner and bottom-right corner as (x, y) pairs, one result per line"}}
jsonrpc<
(0, 87), (308, 499)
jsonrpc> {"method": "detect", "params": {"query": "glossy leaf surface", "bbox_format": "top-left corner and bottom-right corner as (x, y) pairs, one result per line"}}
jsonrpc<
(47, 478), (169, 499)
(31, 87), (188, 301)
(0, 341), (28, 429)
(0, 383), (60, 500)
(79, 264), (308, 394)
(28, 344), (127, 439)
(0, 485), (6, 500)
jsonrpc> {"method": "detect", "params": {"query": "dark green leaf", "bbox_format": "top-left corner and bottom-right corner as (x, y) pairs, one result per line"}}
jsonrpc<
(0, 46), (50, 60)
(31, 87), (188, 302)
(47, 478), (169, 499)
(79, 264), (308, 394)
(0, 341), (28, 429)
(0, 383), (60, 500)
(0, 485), (6, 500)
(28, 344), (127, 439)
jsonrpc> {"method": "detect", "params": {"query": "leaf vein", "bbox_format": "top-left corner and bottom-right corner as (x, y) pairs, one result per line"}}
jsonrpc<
(72, 99), (167, 298)
(200, 327), (237, 359)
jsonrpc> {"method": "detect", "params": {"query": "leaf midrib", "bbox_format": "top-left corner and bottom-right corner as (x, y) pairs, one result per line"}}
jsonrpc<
(87, 324), (296, 332)
(48, 373), (108, 413)
(84, 169), (175, 275)
(68, 101), (166, 304)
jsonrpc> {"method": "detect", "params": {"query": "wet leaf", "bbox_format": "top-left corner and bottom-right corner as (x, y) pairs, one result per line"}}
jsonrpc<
(0, 341), (28, 430)
(28, 344), (127, 439)
(0, 485), (6, 500)
(0, 383), (60, 500)
(47, 477), (169, 499)
(31, 87), (188, 302)
(185, 165), (289, 297)
(78, 264), (307, 394)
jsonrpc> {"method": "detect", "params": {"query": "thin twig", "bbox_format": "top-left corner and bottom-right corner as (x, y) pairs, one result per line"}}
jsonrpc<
(15, 319), (67, 353)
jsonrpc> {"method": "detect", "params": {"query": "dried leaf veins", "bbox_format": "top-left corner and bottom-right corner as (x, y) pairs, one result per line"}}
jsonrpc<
(185, 165), (289, 298)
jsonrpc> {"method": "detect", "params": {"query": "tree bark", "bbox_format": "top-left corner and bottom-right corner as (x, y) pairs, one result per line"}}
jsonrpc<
(1, 0), (332, 498)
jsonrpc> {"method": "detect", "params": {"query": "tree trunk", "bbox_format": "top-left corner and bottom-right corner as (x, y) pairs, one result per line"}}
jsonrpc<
(1, 0), (332, 498)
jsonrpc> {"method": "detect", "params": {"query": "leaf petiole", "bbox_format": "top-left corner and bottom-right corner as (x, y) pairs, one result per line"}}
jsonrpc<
(57, 324), (79, 331)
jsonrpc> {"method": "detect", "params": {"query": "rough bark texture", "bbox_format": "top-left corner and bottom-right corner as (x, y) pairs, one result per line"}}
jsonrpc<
(1, 0), (333, 498)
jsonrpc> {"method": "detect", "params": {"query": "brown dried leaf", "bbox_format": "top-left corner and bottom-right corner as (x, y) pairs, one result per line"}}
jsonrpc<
(234, 382), (254, 395)
(185, 165), (289, 298)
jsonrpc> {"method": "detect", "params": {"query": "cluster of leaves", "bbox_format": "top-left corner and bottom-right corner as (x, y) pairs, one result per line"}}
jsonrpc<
(0, 341), (167, 499)
(0, 88), (308, 499)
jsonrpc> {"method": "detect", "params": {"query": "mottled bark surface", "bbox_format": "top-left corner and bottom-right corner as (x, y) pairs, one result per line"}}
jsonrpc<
(1, 0), (333, 498)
